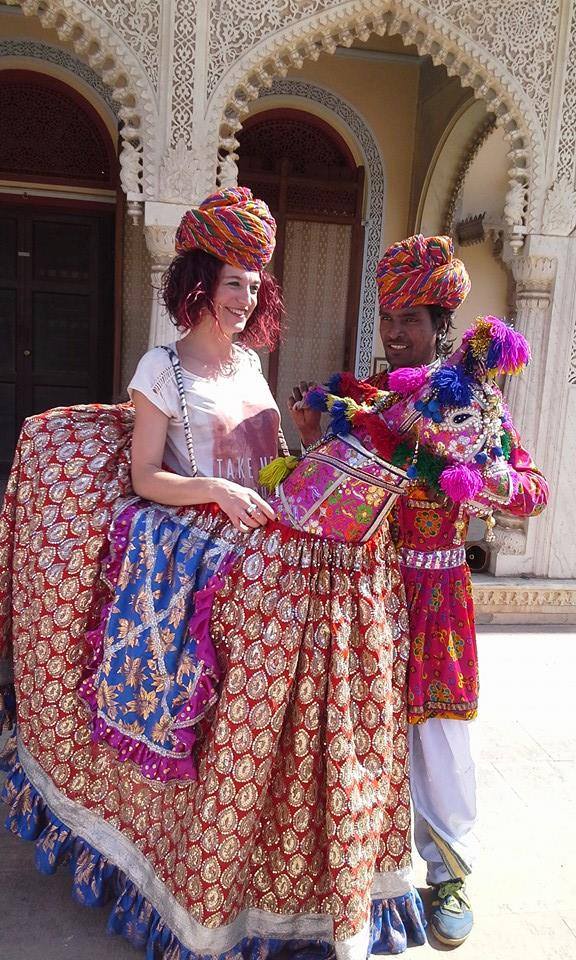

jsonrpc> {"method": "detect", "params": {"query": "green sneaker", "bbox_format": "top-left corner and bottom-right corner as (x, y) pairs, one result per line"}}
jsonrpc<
(430, 878), (473, 946)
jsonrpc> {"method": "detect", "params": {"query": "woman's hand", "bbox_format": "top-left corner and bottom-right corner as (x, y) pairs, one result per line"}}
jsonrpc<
(288, 381), (322, 447)
(213, 480), (276, 531)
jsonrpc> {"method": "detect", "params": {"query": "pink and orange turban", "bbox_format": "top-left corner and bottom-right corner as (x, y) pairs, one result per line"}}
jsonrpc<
(376, 234), (471, 312)
(175, 187), (276, 272)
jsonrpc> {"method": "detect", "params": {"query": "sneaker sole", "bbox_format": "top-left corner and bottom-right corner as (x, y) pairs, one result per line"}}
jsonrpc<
(430, 923), (471, 947)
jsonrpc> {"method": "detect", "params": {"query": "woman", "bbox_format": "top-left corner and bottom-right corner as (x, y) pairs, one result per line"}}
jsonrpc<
(0, 189), (425, 958)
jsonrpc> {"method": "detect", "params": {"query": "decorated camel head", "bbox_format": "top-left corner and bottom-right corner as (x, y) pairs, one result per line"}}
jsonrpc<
(302, 316), (530, 504)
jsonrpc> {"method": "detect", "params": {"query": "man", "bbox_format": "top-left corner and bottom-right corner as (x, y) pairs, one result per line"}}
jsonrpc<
(290, 234), (548, 946)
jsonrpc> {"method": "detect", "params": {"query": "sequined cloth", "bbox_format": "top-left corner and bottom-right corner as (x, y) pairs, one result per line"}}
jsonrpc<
(0, 405), (424, 955)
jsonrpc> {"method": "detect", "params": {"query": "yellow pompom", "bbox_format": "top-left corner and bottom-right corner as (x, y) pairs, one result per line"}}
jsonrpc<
(258, 455), (299, 491)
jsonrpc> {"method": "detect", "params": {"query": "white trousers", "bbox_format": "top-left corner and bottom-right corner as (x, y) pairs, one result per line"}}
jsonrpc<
(409, 718), (478, 885)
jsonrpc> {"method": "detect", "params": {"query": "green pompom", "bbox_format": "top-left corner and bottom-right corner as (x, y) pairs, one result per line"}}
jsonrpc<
(258, 455), (299, 491)
(500, 430), (513, 461)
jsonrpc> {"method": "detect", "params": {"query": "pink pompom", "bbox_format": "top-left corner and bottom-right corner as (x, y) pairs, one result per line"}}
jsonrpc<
(439, 463), (484, 502)
(388, 365), (429, 393)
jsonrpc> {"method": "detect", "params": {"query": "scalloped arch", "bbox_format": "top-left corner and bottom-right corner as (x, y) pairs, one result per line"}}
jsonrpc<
(208, 0), (546, 233)
(10, 0), (159, 198)
(255, 80), (386, 377)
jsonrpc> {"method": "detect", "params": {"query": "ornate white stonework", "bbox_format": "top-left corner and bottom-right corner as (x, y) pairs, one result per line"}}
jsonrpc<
(491, 515), (527, 557)
(0, 38), (119, 114)
(143, 224), (175, 267)
(473, 579), (576, 624)
(144, 225), (177, 348)
(555, 2), (576, 189)
(207, 0), (559, 135)
(511, 254), (556, 300)
(206, 0), (550, 235)
(257, 78), (385, 379)
(119, 140), (143, 197)
(159, 139), (205, 203)
(9, 0), (160, 199)
(542, 178), (576, 236)
(170, 0), (197, 148)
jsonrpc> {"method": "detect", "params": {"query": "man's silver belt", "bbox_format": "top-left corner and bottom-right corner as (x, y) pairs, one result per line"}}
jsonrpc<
(399, 545), (467, 570)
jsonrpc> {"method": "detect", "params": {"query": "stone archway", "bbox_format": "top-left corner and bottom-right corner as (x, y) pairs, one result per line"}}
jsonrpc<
(207, 0), (548, 243)
(8, 0), (160, 206)
(254, 79), (385, 378)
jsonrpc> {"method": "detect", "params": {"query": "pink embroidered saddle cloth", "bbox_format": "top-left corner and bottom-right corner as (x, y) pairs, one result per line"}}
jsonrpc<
(270, 434), (409, 543)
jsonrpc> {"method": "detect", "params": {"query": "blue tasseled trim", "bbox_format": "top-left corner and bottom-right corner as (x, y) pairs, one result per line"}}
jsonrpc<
(1, 739), (426, 958)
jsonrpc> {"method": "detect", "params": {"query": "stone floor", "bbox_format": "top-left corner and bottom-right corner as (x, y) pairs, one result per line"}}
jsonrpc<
(1, 625), (575, 960)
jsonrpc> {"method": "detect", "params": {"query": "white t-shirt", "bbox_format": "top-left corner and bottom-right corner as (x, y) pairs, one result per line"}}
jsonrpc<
(128, 343), (280, 491)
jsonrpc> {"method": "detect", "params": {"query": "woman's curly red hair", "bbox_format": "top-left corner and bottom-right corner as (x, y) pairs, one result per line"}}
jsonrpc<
(161, 248), (283, 351)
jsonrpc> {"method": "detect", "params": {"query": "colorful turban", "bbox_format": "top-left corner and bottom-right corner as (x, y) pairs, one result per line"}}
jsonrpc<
(175, 187), (276, 272)
(376, 234), (471, 312)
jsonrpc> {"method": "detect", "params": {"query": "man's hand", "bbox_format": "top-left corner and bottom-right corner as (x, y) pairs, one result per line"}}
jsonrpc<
(287, 381), (322, 447)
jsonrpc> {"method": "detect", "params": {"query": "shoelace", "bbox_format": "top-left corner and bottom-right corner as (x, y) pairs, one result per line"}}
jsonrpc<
(433, 880), (471, 914)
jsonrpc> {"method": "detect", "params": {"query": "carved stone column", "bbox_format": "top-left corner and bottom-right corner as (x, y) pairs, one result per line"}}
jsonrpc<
(143, 225), (177, 347)
(506, 254), (556, 448)
(490, 253), (556, 576)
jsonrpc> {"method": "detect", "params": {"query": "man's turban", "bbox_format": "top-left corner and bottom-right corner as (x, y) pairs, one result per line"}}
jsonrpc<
(376, 234), (471, 312)
(175, 187), (276, 271)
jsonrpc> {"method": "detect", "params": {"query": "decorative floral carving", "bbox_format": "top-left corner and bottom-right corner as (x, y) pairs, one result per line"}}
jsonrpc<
(207, 0), (559, 134)
(171, 0), (197, 147)
(555, 5), (576, 189)
(473, 583), (576, 616)
(257, 78), (385, 379)
(217, 151), (239, 189)
(511, 255), (556, 300)
(89, 0), (160, 89)
(206, 1), (547, 233)
(159, 139), (202, 202)
(119, 141), (143, 196)
(542, 178), (576, 237)
(144, 225), (176, 267)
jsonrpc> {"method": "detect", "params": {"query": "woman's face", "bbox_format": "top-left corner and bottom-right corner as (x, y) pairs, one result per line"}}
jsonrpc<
(211, 264), (261, 337)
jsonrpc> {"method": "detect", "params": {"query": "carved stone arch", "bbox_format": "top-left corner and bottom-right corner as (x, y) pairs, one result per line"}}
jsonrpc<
(249, 80), (385, 377)
(8, 0), (160, 202)
(208, 0), (546, 237)
(0, 38), (120, 123)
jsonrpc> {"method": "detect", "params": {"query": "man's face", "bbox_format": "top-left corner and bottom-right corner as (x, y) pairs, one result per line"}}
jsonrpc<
(379, 305), (440, 370)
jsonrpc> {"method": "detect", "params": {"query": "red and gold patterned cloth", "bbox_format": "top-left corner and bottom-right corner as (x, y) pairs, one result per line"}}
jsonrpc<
(376, 235), (471, 312)
(0, 405), (425, 957)
(175, 187), (276, 271)
(390, 436), (548, 724)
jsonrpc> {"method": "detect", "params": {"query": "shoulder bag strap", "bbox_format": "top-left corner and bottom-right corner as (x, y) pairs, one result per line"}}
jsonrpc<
(161, 345), (198, 477)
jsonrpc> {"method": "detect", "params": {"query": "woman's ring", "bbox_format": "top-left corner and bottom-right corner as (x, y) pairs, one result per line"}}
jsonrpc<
(246, 504), (257, 516)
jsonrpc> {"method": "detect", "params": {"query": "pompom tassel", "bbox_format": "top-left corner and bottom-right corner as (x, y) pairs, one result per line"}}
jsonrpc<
(259, 455), (299, 491)
(388, 366), (429, 393)
(430, 365), (473, 406)
(304, 386), (329, 411)
(439, 463), (484, 502)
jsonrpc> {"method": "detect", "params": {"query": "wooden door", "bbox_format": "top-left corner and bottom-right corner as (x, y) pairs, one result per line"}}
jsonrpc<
(0, 206), (115, 480)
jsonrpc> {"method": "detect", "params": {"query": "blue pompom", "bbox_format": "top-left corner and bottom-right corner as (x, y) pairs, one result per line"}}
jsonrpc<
(430, 365), (473, 406)
(432, 411), (444, 423)
(306, 387), (329, 411)
(475, 451), (488, 464)
(407, 464), (419, 479)
(491, 445), (503, 457)
(330, 400), (353, 436)
(327, 373), (342, 394)
(415, 399), (426, 412)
